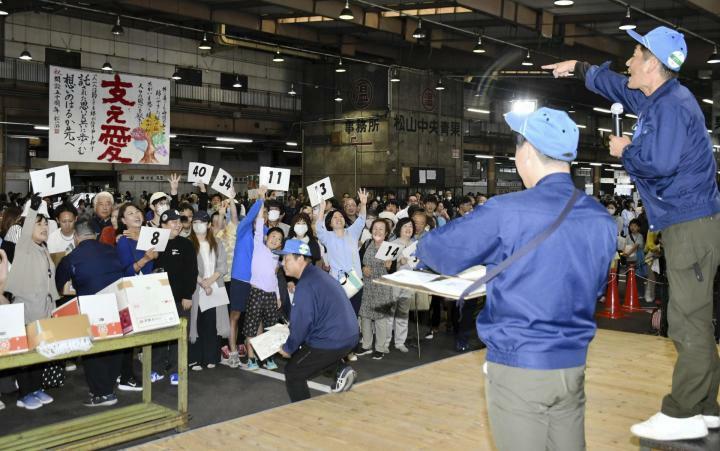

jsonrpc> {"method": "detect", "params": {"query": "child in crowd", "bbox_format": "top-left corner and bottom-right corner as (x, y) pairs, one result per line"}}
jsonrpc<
(244, 189), (284, 370)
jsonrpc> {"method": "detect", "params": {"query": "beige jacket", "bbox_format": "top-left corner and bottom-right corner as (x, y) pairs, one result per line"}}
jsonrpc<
(5, 208), (60, 323)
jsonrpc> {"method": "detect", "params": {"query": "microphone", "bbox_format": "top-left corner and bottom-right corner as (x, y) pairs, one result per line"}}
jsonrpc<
(611, 103), (624, 137)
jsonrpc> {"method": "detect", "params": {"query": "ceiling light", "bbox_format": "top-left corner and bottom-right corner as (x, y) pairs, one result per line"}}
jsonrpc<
(198, 33), (212, 51)
(435, 79), (445, 91)
(169, 134), (177, 138)
(708, 129), (713, 134)
(568, 106), (576, 113)
(334, 90), (343, 102)
(335, 58), (346, 73)
(611, 164), (622, 167)
(467, 108), (490, 114)
(619, 7), (636, 31)
(623, 131), (634, 136)
(577, 124), (587, 129)
(702, 98), (714, 105)
(475, 155), (494, 159)
(33, 125), (49, 130)
(217, 137), (253, 143)
(111, 16), (124, 36)
(598, 127), (612, 133)
(593, 107), (612, 113)
(232, 75), (243, 88)
(272, 49), (284, 62)
(511, 99), (536, 114)
(286, 141), (298, 146)
(626, 113), (638, 119)
(171, 69), (182, 80)
(412, 19), (426, 40)
(283, 149), (303, 154)
(0, 0), (8, 16)
(590, 162), (602, 166)
(19, 48), (32, 61)
(390, 69), (400, 82)
(473, 36), (486, 54)
(554, 0), (574, 5)
(203, 145), (234, 150)
(101, 59), (113, 71)
(521, 49), (533, 66)
(339, 0), (354, 20)
(288, 83), (296, 96)
(708, 46), (720, 64)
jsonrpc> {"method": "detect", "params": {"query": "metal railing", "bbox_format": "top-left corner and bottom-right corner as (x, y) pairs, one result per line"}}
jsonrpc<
(0, 57), (300, 113)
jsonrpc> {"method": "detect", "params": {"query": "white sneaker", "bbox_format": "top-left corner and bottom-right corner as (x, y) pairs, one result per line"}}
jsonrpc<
(395, 344), (409, 353)
(630, 412), (708, 441)
(703, 415), (720, 429)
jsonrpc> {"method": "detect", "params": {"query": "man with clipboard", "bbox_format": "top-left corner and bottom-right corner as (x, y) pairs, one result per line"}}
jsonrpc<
(416, 108), (616, 450)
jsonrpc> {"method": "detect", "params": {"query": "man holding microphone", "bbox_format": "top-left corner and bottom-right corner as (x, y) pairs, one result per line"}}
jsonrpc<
(544, 26), (720, 441)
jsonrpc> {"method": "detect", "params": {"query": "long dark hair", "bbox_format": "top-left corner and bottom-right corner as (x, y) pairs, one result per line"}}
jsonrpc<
(115, 202), (137, 236)
(190, 222), (219, 254)
(0, 206), (21, 238)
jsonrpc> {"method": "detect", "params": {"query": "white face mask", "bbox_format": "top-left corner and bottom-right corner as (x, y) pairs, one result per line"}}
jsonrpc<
(192, 222), (208, 234)
(156, 204), (169, 215)
(268, 210), (281, 222)
(293, 223), (308, 237)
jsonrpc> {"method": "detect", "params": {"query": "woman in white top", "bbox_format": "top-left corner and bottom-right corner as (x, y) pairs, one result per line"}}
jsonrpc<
(621, 199), (636, 237)
(386, 218), (417, 353)
(189, 211), (228, 371)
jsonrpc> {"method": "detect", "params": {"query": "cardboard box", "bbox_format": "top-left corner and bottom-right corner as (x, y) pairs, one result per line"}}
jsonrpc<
(100, 272), (179, 334)
(52, 294), (123, 340)
(0, 304), (29, 356)
(26, 315), (92, 356)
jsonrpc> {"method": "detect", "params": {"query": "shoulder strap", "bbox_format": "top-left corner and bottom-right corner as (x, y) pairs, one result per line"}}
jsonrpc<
(456, 189), (582, 309)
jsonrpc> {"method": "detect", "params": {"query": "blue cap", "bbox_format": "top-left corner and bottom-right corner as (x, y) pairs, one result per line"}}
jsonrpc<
(627, 26), (687, 72)
(503, 107), (579, 162)
(273, 239), (313, 257)
(159, 209), (180, 224)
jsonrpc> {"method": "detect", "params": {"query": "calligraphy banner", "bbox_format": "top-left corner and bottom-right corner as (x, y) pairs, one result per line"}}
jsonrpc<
(49, 66), (170, 165)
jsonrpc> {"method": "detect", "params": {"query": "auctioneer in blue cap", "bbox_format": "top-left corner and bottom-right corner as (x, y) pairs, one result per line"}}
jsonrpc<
(503, 107), (579, 162)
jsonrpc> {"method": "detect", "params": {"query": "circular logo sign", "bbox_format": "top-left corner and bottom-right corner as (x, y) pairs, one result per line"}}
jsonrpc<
(667, 51), (685, 70)
(352, 79), (373, 110)
(421, 88), (436, 111)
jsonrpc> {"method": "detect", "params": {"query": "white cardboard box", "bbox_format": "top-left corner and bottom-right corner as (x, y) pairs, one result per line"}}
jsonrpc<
(52, 294), (124, 340)
(100, 273), (179, 334)
(0, 304), (29, 356)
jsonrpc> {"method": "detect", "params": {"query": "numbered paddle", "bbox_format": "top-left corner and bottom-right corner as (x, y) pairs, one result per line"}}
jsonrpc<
(259, 166), (291, 191)
(211, 167), (235, 198)
(375, 241), (403, 261)
(136, 226), (171, 252)
(188, 162), (214, 184)
(30, 165), (72, 197)
(306, 177), (334, 207)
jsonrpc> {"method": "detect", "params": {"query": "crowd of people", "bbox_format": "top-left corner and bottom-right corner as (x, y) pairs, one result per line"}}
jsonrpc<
(0, 178), (520, 411)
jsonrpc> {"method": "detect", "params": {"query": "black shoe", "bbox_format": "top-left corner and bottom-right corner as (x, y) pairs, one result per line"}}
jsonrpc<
(84, 393), (118, 407)
(117, 377), (142, 392)
(371, 351), (384, 360)
(355, 347), (373, 357)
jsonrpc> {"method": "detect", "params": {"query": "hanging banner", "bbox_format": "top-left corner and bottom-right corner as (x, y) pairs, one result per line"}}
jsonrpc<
(49, 66), (170, 165)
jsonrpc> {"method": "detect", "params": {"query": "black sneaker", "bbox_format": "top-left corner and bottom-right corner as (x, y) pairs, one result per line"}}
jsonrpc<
(371, 351), (384, 360)
(117, 377), (142, 392)
(84, 393), (118, 407)
(355, 347), (373, 357)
